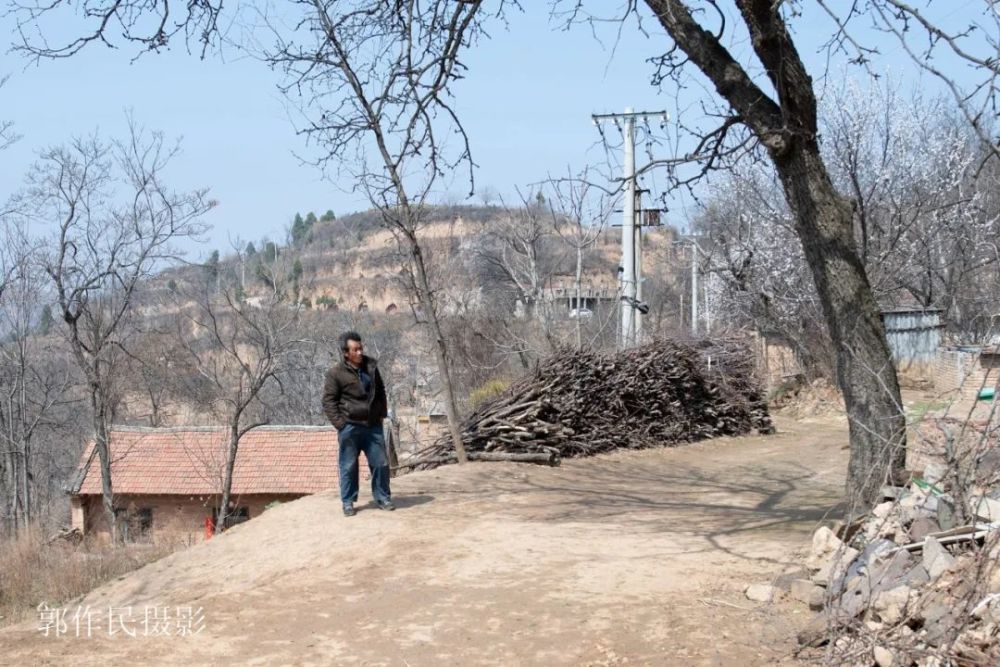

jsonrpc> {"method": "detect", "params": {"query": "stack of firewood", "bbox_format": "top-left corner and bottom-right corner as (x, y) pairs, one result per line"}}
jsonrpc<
(406, 338), (773, 468)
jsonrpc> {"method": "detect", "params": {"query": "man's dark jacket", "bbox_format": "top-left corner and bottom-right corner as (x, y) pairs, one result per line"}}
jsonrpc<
(322, 355), (388, 430)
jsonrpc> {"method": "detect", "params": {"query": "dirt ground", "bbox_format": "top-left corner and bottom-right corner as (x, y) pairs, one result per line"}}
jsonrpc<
(0, 414), (851, 666)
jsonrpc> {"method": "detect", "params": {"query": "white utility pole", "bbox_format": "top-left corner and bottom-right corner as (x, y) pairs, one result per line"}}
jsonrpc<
(621, 109), (636, 347)
(677, 236), (709, 336)
(592, 107), (668, 349)
(634, 204), (643, 342)
(704, 272), (712, 334)
(691, 243), (698, 335)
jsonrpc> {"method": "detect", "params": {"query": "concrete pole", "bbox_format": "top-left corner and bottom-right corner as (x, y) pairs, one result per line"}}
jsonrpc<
(635, 224), (643, 344)
(634, 189), (643, 344)
(690, 243), (698, 336)
(620, 108), (636, 348)
(704, 271), (712, 334)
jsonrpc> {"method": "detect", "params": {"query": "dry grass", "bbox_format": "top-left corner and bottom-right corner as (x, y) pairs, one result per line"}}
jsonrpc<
(771, 377), (846, 417)
(0, 526), (184, 627)
(468, 377), (512, 410)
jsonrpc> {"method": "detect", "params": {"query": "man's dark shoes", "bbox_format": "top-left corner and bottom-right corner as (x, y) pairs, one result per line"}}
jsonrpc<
(342, 503), (357, 517)
(376, 499), (395, 511)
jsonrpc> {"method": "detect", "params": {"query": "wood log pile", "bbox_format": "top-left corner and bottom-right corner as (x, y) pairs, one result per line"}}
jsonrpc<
(408, 338), (773, 469)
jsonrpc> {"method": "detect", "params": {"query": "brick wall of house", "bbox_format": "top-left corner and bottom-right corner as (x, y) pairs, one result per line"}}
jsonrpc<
(78, 493), (308, 545)
(934, 351), (1000, 395)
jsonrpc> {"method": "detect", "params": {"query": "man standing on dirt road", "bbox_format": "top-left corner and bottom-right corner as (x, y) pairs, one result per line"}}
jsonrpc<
(322, 331), (394, 517)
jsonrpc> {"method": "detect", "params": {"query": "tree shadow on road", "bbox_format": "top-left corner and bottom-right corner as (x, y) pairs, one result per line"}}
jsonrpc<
(428, 452), (846, 567)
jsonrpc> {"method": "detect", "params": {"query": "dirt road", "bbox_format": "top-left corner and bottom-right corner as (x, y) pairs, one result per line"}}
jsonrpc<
(1, 414), (849, 666)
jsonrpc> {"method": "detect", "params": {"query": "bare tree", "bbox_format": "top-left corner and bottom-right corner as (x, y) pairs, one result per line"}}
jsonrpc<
(21, 122), (210, 539)
(0, 220), (75, 533)
(10, 0), (500, 466)
(582, 0), (919, 506)
(700, 162), (838, 375)
(461, 190), (569, 365)
(1, 75), (22, 225)
(823, 81), (1000, 336)
(477, 191), (554, 321)
(13, 0), (1000, 503)
(254, 0), (498, 463)
(0, 75), (19, 154)
(173, 280), (300, 533)
(259, 307), (403, 426)
(704, 81), (1000, 374)
(0, 119), (15, 153)
(827, 1), (1000, 165)
(545, 173), (612, 349)
(122, 325), (202, 427)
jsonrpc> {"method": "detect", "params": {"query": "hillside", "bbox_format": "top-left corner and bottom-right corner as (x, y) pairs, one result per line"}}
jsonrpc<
(0, 415), (848, 665)
(153, 204), (681, 317)
(121, 204), (686, 438)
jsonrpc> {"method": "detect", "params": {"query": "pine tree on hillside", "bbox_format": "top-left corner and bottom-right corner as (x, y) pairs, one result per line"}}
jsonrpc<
(204, 249), (220, 284)
(291, 212), (313, 245)
(38, 304), (54, 336)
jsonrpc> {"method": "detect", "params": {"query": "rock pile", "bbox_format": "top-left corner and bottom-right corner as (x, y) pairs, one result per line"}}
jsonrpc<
(770, 461), (1000, 665)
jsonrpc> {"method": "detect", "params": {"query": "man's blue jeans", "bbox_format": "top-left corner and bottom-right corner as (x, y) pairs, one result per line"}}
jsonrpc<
(337, 423), (391, 506)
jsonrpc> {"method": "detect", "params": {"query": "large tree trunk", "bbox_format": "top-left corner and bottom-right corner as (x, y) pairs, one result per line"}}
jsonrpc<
(19, 440), (30, 526)
(4, 451), (17, 533)
(647, 0), (906, 508)
(216, 426), (239, 535)
(773, 143), (906, 507)
(91, 390), (118, 542)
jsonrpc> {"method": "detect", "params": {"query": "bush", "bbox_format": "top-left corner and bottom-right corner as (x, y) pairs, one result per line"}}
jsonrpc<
(468, 378), (511, 410)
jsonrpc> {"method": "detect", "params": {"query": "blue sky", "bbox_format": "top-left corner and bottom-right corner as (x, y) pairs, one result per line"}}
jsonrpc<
(0, 2), (990, 258)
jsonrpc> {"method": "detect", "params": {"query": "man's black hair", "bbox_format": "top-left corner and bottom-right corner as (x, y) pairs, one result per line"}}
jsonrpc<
(339, 331), (363, 353)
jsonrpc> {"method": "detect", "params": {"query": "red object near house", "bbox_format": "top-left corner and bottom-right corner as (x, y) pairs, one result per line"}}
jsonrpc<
(204, 516), (215, 539)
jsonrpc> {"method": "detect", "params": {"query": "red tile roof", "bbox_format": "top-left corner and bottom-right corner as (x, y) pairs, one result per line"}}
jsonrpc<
(73, 426), (359, 496)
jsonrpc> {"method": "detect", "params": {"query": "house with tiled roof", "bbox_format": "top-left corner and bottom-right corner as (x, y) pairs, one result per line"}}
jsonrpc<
(68, 426), (366, 543)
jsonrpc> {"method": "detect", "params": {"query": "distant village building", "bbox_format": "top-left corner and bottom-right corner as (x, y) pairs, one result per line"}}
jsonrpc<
(242, 295), (269, 309)
(68, 426), (362, 543)
(538, 285), (617, 319)
(881, 308), (944, 387)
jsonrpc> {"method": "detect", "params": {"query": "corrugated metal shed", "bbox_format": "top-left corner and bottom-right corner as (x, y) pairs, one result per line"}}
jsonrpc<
(882, 308), (943, 365)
